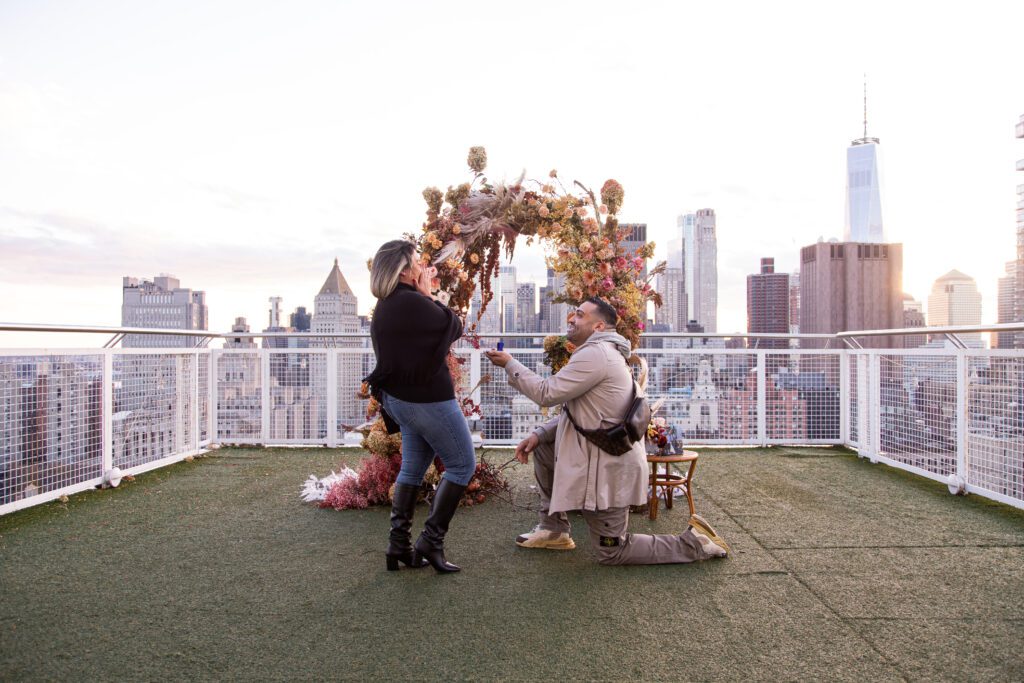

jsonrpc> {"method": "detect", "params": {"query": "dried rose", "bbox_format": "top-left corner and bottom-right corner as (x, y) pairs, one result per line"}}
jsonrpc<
(467, 146), (487, 173)
(445, 183), (471, 208)
(422, 187), (443, 215)
(600, 179), (624, 214)
(470, 253), (480, 264)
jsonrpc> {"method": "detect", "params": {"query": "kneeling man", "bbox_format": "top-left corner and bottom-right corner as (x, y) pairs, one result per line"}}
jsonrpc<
(485, 297), (728, 565)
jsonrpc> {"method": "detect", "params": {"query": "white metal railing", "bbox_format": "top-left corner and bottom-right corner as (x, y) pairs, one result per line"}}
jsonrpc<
(2, 323), (1023, 514)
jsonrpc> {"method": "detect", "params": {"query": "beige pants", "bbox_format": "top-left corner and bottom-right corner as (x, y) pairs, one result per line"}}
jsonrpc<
(532, 441), (713, 565)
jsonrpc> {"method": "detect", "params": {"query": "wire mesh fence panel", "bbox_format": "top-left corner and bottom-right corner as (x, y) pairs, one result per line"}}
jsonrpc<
(215, 352), (262, 442)
(198, 353), (210, 444)
(639, 350), (759, 444)
(848, 353), (860, 447)
(966, 355), (1024, 503)
(878, 353), (957, 477)
(0, 355), (104, 506)
(765, 352), (841, 442)
(112, 353), (195, 469)
(477, 348), (551, 443)
(336, 349), (376, 440)
(268, 351), (326, 441)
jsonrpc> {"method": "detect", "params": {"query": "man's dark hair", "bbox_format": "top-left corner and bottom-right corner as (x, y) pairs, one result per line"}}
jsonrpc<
(584, 297), (618, 328)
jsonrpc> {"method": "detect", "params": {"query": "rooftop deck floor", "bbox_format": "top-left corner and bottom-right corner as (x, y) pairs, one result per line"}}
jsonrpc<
(2, 446), (1023, 681)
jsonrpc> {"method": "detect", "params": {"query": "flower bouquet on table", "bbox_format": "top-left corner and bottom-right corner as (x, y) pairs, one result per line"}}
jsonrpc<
(646, 417), (674, 456)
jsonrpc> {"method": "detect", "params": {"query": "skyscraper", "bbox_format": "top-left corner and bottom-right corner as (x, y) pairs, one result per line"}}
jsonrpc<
(1014, 114), (1024, 347)
(844, 84), (885, 243)
(678, 213), (697, 318)
(311, 259), (359, 342)
(545, 268), (567, 333)
(225, 317), (256, 348)
(289, 306), (311, 332)
(262, 296), (289, 350)
(538, 284), (551, 332)
(516, 282), (537, 333)
(469, 270), (501, 334)
(902, 294), (927, 349)
(798, 241), (903, 348)
(997, 261), (1018, 349)
(121, 274), (208, 348)
(311, 258), (360, 432)
(927, 269), (982, 344)
(692, 209), (718, 333)
(788, 271), (801, 334)
(654, 267), (686, 332)
(746, 258), (789, 348)
(499, 265), (517, 333)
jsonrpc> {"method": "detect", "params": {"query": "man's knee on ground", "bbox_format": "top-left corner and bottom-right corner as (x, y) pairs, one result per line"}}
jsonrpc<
(592, 535), (628, 565)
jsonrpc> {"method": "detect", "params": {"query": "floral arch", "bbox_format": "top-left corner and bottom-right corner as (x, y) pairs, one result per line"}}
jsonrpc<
(306, 147), (664, 509)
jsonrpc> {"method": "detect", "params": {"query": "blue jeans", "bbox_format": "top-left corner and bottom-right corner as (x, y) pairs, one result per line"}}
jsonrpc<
(382, 393), (476, 487)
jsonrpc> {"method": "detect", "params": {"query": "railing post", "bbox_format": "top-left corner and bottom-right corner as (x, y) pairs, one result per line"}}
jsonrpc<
(102, 350), (113, 475)
(326, 350), (338, 448)
(260, 350), (270, 445)
(192, 351), (200, 452)
(470, 350), (482, 406)
(869, 352), (881, 462)
(839, 351), (850, 445)
(756, 351), (767, 446)
(856, 354), (869, 452)
(208, 351), (218, 444)
(953, 352), (968, 494)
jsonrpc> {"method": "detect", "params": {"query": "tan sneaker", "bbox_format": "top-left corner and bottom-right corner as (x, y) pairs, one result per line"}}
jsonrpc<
(515, 526), (576, 550)
(688, 514), (730, 556)
(690, 531), (729, 559)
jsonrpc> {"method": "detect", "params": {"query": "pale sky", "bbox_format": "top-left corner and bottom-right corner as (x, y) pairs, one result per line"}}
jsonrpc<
(1, 1), (1022, 346)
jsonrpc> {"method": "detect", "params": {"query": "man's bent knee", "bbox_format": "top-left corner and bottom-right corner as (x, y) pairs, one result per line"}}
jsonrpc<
(593, 534), (628, 565)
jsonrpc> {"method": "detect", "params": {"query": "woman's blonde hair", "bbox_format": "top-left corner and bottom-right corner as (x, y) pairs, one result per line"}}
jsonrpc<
(370, 239), (416, 299)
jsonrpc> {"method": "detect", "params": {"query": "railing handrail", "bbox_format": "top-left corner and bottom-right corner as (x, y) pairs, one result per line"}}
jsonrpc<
(6, 321), (1024, 341)
(0, 322), (217, 337)
(836, 322), (1024, 338)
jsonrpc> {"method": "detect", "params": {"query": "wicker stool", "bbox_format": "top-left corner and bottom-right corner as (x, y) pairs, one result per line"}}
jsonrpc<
(646, 450), (698, 521)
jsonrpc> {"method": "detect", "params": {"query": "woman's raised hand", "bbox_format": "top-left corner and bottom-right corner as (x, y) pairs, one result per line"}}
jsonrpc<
(416, 264), (437, 298)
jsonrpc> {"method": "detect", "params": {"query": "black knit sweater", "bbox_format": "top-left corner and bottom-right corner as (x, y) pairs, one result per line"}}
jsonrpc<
(364, 283), (463, 404)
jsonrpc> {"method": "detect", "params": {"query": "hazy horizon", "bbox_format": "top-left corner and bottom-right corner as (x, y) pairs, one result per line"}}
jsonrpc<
(2, 1), (1022, 347)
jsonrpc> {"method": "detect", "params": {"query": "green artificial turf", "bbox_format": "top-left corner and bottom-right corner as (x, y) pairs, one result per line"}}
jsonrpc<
(1, 446), (1022, 681)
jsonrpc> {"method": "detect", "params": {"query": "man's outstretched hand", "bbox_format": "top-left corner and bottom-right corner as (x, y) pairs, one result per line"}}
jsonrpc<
(485, 349), (512, 367)
(515, 433), (539, 464)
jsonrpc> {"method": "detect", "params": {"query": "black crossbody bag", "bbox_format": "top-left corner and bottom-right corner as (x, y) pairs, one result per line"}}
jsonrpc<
(562, 383), (651, 456)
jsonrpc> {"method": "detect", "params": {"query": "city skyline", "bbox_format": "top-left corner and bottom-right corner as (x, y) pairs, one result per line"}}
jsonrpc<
(1, 2), (1022, 346)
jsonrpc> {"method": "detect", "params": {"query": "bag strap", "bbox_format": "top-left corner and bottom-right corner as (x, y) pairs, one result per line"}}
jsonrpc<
(561, 382), (638, 435)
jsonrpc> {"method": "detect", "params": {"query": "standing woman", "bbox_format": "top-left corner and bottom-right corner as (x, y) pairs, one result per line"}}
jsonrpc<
(364, 239), (476, 574)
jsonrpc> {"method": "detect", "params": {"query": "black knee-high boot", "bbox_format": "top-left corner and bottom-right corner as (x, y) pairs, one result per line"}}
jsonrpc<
(386, 483), (428, 571)
(413, 479), (467, 573)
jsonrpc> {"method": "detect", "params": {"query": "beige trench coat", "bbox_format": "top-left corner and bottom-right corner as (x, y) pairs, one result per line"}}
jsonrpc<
(504, 337), (648, 514)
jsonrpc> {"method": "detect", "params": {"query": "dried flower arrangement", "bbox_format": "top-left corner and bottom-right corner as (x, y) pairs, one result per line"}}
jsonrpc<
(310, 147), (664, 510)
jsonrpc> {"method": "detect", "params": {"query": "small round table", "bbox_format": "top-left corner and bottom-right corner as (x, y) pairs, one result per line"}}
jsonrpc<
(646, 450), (698, 521)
